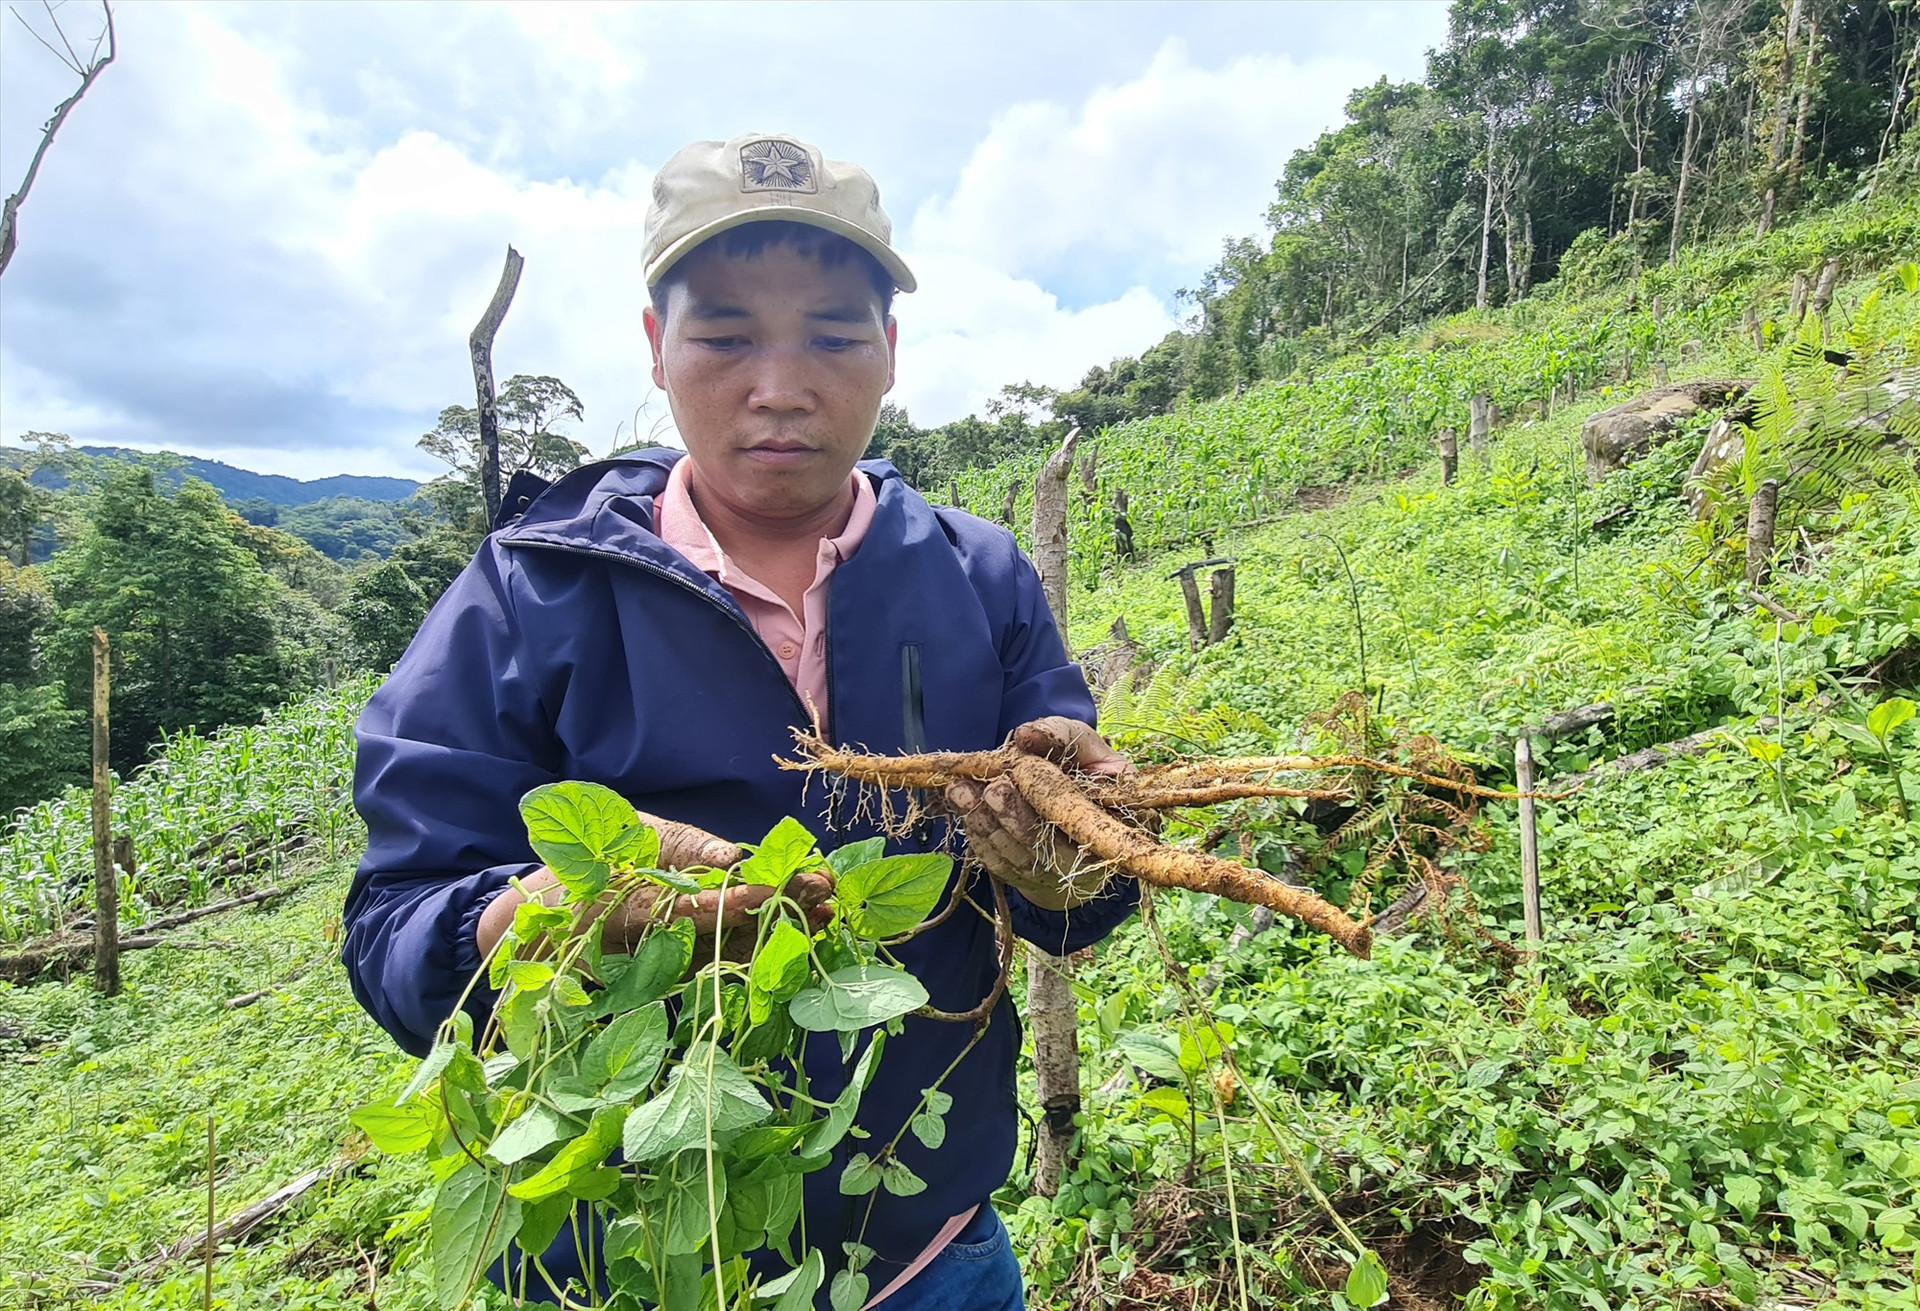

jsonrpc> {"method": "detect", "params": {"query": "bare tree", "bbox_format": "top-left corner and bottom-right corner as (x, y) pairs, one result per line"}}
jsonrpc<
(1871, 5), (1920, 188)
(1668, 0), (1748, 264)
(1601, 45), (1667, 249)
(0, 1), (116, 278)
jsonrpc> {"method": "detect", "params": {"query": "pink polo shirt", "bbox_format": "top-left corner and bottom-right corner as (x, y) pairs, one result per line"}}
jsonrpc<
(655, 456), (876, 733)
(654, 455), (978, 1303)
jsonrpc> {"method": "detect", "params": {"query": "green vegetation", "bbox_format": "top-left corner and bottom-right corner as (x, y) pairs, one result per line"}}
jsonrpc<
(0, 680), (366, 942)
(361, 789), (955, 1309)
(4, 3), (1919, 1302)
(0, 372), (593, 815)
(862, 0), (1920, 492)
(2, 210), (1913, 1307)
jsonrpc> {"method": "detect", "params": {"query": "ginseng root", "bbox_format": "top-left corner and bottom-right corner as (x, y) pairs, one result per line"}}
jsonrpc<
(785, 732), (1382, 959)
(1005, 754), (1373, 958)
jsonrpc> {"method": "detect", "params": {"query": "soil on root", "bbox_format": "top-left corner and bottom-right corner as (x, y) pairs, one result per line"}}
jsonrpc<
(1298, 1222), (1481, 1309)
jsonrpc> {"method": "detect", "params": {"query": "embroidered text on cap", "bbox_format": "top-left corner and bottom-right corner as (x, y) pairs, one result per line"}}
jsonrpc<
(740, 139), (816, 193)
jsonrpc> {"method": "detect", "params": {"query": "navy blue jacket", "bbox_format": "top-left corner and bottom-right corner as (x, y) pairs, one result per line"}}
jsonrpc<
(342, 450), (1138, 1289)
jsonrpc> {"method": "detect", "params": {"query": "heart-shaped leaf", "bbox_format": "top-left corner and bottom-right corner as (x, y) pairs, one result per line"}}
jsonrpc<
(836, 853), (952, 939)
(789, 965), (928, 1033)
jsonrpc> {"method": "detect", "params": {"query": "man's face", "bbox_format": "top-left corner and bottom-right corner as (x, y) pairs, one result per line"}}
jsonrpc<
(644, 242), (896, 525)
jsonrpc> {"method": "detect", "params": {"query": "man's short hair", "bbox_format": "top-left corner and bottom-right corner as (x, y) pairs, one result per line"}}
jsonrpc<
(648, 220), (897, 319)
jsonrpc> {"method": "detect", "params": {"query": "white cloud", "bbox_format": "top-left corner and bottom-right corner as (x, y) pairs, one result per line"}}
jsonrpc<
(911, 40), (1376, 277)
(886, 38), (1381, 424)
(1, 4), (1442, 475)
(890, 255), (1173, 426)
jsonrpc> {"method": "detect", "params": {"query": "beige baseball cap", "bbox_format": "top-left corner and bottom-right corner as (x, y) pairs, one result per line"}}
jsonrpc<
(642, 133), (917, 293)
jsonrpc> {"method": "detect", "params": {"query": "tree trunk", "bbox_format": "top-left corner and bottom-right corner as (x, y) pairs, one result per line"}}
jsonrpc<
(470, 246), (524, 527)
(1469, 394), (1491, 466)
(1437, 427), (1459, 485)
(1784, 11), (1819, 205)
(1112, 489), (1134, 561)
(1745, 478), (1780, 586)
(1670, 99), (1701, 264)
(1873, 22), (1920, 183)
(1759, 0), (1806, 238)
(1032, 430), (1079, 647)
(1477, 115), (1497, 311)
(1027, 429), (1083, 1198)
(91, 628), (118, 996)
(1790, 271), (1810, 321)
(1516, 734), (1543, 948)
(1077, 445), (1099, 506)
(1810, 256), (1842, 315)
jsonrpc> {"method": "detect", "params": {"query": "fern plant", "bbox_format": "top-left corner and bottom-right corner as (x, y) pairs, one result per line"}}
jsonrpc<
(1693, 264), (1920, 559)
(1095, 664), (1271, 757)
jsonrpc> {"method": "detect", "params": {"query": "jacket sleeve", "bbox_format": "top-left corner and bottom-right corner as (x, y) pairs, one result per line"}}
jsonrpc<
(991, 546), (1140, 956)
(341, 544), (562, 1056)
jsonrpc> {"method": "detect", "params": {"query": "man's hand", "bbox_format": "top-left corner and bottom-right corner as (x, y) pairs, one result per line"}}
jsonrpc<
(474, 814), (833, 962)
(945, 716), (1132, 911)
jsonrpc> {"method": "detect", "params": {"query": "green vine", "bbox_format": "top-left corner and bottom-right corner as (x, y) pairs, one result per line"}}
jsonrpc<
(351, 781), (974, 1310)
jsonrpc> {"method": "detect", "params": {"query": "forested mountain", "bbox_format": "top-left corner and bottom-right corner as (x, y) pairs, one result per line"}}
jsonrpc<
(33, 446), (419, 506)
(874, 0), (1920, 486)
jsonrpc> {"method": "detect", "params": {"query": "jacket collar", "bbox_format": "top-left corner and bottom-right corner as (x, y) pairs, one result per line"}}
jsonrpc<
(497, 447), (911, 572)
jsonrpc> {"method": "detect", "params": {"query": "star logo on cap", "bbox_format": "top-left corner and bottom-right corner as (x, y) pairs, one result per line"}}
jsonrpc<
(740, 139), (816, 193)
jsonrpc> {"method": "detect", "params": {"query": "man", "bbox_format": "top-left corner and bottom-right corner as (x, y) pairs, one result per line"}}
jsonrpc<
(342, 132), (1138, 1308)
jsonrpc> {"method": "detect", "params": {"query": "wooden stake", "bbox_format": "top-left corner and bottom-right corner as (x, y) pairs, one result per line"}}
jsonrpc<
(1207, 566), (1235, 644)
(1177, 570), (1208, 650)
(469, 245), (524, 527)
(203, 1115), (216, 1310)
(1809, 256), (1842, 316)
(1469, 393), (1491, 467)
(1032, 429), (1080, 653)
(1745, 479), (1780, 586)
(1790, 271), (1810, 322)
(1437, 426), (1459, 485)
(1515, 734), (1543, 949)
(91, 627), (118, 996)
(1028, 428), (1084, 1198)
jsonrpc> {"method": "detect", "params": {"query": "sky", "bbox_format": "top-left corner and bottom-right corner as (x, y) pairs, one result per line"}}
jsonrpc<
(0, 1), (1449, 481)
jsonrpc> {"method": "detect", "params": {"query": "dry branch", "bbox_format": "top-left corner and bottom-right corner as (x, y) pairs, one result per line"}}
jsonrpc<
(471, 246), (525, 525)
(0, 887), (293, 983)
(1113, 756), (1564, 803)
(1556, 717), (1778, 791)
(84, 1159), (354, 1291)
(0, 1), (116, 278)
(139, 887), (291, 933)
(225, 957), (316, 1010)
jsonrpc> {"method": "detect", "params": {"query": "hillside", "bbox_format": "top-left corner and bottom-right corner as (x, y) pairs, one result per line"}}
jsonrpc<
(0, 206), (1915, 1310)
(32, 446), (421, 507)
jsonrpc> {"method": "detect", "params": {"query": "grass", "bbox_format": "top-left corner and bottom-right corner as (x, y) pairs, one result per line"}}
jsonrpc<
(0, 855), (447, 1310)
(0, 204), (1914, 1310)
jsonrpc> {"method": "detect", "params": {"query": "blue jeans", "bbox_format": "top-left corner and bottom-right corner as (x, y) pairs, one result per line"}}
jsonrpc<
(863, 1206), (1025, 1311)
